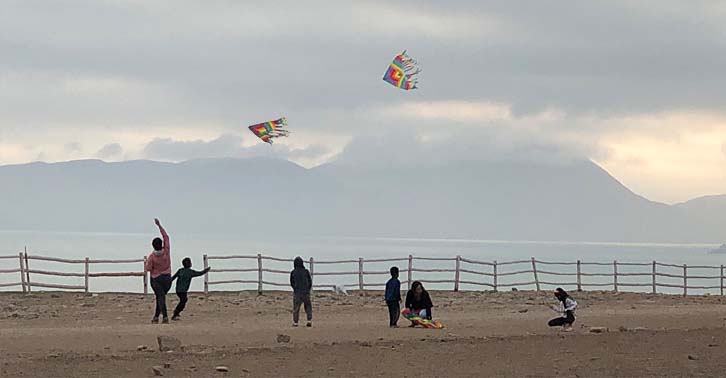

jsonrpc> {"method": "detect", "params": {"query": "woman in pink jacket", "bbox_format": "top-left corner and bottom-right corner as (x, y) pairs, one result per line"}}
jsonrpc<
(145, 218), (172, 323)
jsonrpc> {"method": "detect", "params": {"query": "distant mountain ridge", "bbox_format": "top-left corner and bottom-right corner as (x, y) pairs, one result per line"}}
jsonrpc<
(0, 157), (723, 243)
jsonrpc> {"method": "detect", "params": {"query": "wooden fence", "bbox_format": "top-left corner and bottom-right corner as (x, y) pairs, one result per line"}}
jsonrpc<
(203, 254), (726, 296)
(0, 252), (724, 296)
(0, 250), (147, 294)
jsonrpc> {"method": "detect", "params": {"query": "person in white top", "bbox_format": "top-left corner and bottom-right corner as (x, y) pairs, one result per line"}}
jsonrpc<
(547, 287), (577, 330)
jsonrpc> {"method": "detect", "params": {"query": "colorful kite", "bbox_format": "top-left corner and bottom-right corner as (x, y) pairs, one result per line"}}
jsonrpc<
(402, 308), (444, 329)
(248, 117), (290, 144)
(382, 50), (420, 90)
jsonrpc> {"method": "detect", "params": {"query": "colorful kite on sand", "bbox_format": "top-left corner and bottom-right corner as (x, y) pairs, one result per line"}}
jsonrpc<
(248, 117), (290, 144)
(382, 50), (420, 90)
(402, 308), (444, 329)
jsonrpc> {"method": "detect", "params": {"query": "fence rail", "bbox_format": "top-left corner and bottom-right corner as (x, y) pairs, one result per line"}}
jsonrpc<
(200, 254), (726, 297)
(2, 251), (726, 297)
(0, 249), (147, 294)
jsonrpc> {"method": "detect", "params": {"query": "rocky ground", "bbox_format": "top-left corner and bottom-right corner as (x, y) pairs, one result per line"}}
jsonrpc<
(2, 290), (726, 377)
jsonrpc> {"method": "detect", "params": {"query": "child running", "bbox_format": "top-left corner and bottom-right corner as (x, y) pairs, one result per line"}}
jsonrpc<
(145, 218), (172, 324)
(290, 256), (313, 327)
(170, 257), (210, 321)
(384, 266), (401, 328)
(547, 287), (577, 330)
(405, 281), (433, 326)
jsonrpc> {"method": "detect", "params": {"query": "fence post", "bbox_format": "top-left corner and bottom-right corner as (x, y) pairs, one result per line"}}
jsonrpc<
(309, 257), (314, 294)
(257, 254), (263, 295)
(454, 255), (461, 292)
(407, 255), (413, 289)
(613, 260), (618, 292)
(18, 252), (26, 294)
(202, 254), (208, 295)
(143, 256), (149, 295)
(683, 264), (687, 297)
(493, 260), (498, 292)
(24, 248), (31, 293)
(651, 261), (657, 294)
(531, 257), (540, 291)
(721, 265), (724, 296)
(576, 260), (582, 292)
(358, 257), (364, 291)
(84, 257), (90, 294)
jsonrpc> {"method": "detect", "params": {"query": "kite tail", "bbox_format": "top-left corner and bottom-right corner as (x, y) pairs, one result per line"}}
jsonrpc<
(406, 68), (421, 77)
(269, 130), (290, 137)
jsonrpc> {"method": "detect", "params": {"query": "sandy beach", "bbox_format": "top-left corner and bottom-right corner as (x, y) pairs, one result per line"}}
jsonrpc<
(2, 290), (726, 377)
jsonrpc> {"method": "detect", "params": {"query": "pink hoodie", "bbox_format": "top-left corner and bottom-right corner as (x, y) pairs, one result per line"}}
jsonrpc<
(145, 225), (171, 279)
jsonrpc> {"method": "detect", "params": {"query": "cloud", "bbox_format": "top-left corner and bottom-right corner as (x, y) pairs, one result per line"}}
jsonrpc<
(64, 142), (82, 154)
(141, 134), (331, 166)
(379, 101), (512, 124)
(331, 128), (592, 169)
(95, 143), (123, 159)
(2, 1), (726, 201)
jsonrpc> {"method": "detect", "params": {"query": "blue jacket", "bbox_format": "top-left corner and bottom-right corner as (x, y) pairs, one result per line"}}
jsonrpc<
(385, 278), (401, 302)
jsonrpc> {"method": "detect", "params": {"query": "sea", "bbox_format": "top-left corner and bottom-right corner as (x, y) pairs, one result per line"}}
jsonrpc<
(0, 230), (722, 295)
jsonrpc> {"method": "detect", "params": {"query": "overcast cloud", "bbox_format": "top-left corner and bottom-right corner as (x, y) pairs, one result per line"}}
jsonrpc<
(1, 0), (725, 202)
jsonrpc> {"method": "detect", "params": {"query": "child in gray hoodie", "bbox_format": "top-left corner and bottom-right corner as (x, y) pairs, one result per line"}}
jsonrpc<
(290, 256), (313, 327)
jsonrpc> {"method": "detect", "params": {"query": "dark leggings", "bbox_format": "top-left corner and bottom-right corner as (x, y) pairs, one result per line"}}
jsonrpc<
(548, 310), (575, 327)
(386, 300), (400, 326)
(173, 292), (188, 317)
(151, 274), (172, 318)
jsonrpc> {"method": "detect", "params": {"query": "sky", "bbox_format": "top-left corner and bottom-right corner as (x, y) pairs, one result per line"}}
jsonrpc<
(1, 0), (725, 204)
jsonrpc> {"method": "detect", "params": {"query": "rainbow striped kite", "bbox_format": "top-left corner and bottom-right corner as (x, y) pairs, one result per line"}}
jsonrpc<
(402, 308), (443, 329)
(382, 50), (420, 90)
(248, 117), (290, 144)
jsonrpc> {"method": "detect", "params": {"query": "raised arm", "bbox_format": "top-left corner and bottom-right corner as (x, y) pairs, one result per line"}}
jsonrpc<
(155, 218), (170, 254)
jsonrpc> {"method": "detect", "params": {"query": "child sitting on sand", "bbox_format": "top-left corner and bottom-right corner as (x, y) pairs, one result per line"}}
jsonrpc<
(384, 266), (401, 328)
(547, 287), (577, 330)
(170, 257), (210, 321)
(405, 281), (433, 327)
(290, 257), (313, 327)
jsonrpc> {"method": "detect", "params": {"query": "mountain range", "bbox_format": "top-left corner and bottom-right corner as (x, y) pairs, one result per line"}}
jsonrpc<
(0, 157), (723, 243)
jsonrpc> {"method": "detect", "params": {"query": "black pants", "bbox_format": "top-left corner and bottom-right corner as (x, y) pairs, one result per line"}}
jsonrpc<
(292, 292), (312, 323)
(386, 300), (400, 326)
(548, 310), (575, 327)
(173, 292), (188, 317)
(150, 274), (172, 318)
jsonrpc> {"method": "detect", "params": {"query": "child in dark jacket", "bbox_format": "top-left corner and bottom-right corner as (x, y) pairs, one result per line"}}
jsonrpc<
(170, 257), (210, 321)
(384, 266), (401, 328)
(290, 256), (313, 327)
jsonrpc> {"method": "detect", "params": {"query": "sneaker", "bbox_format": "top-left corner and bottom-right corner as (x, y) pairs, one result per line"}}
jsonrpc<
(171, 315), (180, 321)
(306, 321), (312, 327)
(151, 317), (159, 324)
(162, 317), (169, 324)
(292, 322), (299, 327)
(390, 325), (399, 328)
